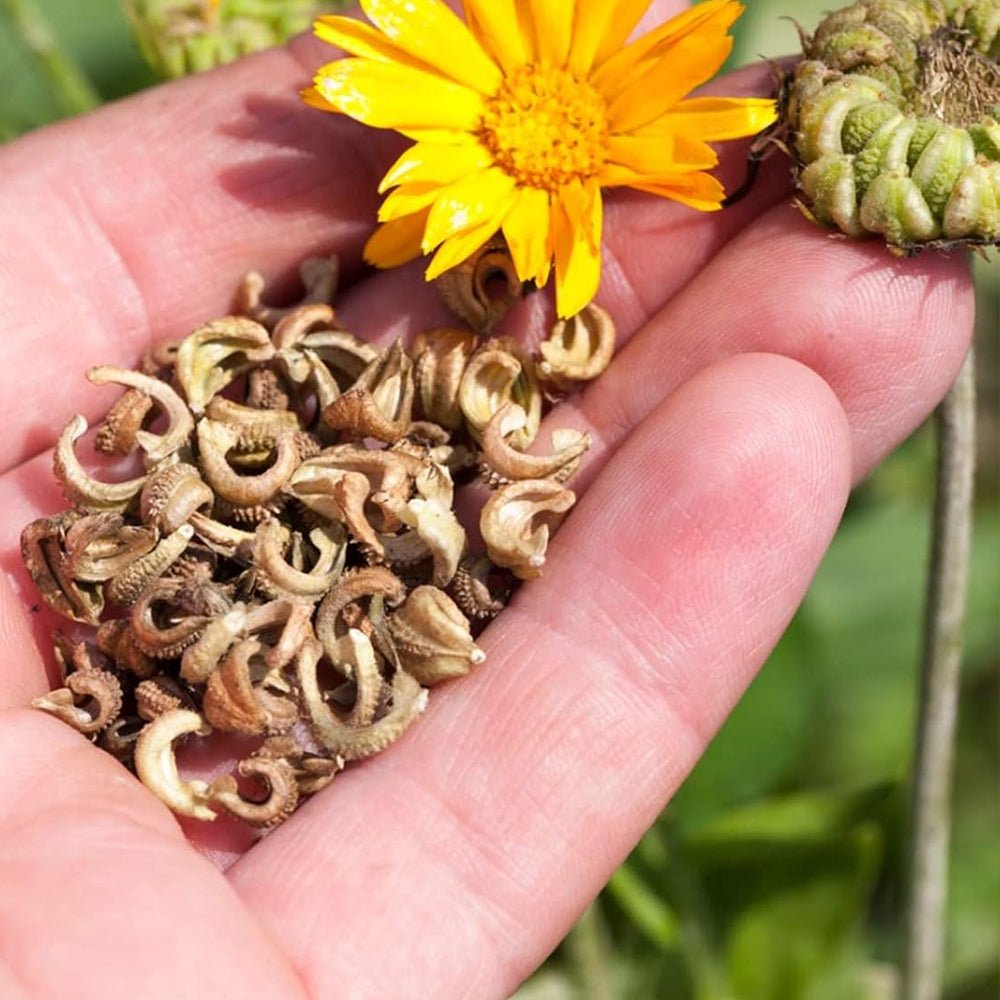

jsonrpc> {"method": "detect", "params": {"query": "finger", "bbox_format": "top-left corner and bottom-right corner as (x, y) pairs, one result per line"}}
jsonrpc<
(227, 352), (852, 1000)
(0, 43), (777, 473)
(0, 710), (307, 1000)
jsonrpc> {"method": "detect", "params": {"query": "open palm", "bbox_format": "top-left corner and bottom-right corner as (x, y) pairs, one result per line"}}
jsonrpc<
(0, 5), (973, 999)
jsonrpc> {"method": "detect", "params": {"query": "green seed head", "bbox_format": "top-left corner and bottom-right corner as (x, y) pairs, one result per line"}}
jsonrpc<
(787, 0), (1000, 248)
(123, 1), (324, 79)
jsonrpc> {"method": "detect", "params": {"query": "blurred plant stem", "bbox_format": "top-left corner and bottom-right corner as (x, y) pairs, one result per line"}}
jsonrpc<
(566, 903), (615, 1000)
(902, 349), (976, 1000)
(0, 0), (100, 114)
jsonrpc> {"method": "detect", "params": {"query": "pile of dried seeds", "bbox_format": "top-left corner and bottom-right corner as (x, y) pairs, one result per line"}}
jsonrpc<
(21, 250), (616, 830)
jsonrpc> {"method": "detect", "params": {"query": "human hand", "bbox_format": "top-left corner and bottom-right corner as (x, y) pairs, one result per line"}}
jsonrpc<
(0, 3), (973, 997)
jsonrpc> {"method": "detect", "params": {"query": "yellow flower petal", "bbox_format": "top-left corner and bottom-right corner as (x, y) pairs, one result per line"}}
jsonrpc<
(529, 0), (573, 66)
(400, 128), (480, 144)
(653, 96), (778, 140)
(364, 208), (431, 268)
(379, 142), (492, 193)
(425, 214), (512, 280)
(378, 181), (446, 222)
(605, 134), (717, 176)
(314, 15), (438, 73)
(597, 0), (667, 65)
(359, 0), (502, 94)
(461, 0), (529, 73)
(421, 167), (518, 252)
(627, 171), (726, 211)
(315, 58), (484, 131)
(593, 0), (738, 95)
(300, 86), (334, 112)
(553, 181), (602, 318)
(608, 31), (733, 133)
(502, 186), (552, 285)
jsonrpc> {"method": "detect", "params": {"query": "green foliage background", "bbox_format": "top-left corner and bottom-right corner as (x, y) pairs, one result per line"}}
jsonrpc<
(0, 3), (996, 998)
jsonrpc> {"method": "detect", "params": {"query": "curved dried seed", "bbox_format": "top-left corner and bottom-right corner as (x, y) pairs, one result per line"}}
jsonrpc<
(480, 479), (576, 580)
(134, 709), (216, 821)
(434, 234), (523, 334)
(536, 303), (616, 386)
(297, 639), (427, 761)
(106, 523), (194, 606)
(180, 605), (248, 684)
(233, 255), (339, 330)
(197, 420), (299, 506)
(412, 327), (478, 430)
(479, 403), (590, 487)
(459, 338), (541, 448)
(175, 316), (275, 414)
(140, 463), (214, 534)
(31, 668), (123, 734)
(388, 586), (484, 686)
(94, 388), (154, 455)
(87, 366), (194, 464)
(209, 756), (299, 828)
(21, 512), (105, 624)
(54, 415), (148, 512)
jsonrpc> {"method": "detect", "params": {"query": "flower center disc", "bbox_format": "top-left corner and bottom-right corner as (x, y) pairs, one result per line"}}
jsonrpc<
(914, 27), (1000, 126)
(479, 65), (609, 192)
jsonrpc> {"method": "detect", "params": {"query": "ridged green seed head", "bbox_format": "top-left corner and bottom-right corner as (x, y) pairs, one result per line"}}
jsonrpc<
(787, 0), (1000, 248)
(123, 1), (325, 79)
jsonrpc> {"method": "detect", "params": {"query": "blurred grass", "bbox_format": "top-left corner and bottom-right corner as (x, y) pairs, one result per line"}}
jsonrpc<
(1, 2), (997, 998)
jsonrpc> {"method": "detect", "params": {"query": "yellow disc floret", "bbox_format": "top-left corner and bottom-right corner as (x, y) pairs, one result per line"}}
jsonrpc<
(479, 64), (609, 192)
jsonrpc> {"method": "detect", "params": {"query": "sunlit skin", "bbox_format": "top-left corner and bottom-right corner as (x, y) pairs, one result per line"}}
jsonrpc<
(0, 3), (974, 999)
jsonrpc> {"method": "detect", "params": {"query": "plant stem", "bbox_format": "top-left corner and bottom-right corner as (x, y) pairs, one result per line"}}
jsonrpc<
(0, 0), (99, 116)
(901, 348), (977, 1000)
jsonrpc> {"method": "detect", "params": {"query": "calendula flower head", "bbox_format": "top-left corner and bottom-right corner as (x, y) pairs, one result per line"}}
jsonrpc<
(305, 0), (776, 317)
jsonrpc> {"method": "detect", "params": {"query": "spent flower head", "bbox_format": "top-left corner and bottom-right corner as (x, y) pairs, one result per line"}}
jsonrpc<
(304, 0), (776, 317)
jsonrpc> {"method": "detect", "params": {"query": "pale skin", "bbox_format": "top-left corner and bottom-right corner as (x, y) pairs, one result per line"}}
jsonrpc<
(0, 1), (975, 997)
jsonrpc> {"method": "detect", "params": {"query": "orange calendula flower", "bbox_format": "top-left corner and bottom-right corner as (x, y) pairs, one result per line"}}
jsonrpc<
(305, 0), (776, 318)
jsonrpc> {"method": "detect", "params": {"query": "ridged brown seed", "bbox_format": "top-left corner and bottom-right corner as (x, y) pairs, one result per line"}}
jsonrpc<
(140, 463), (214, 534)
(388, 586), (484, 686)
(32, 667), (123, 735)
(94, 388), (154, 455)
(209, 756), (300, 828)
